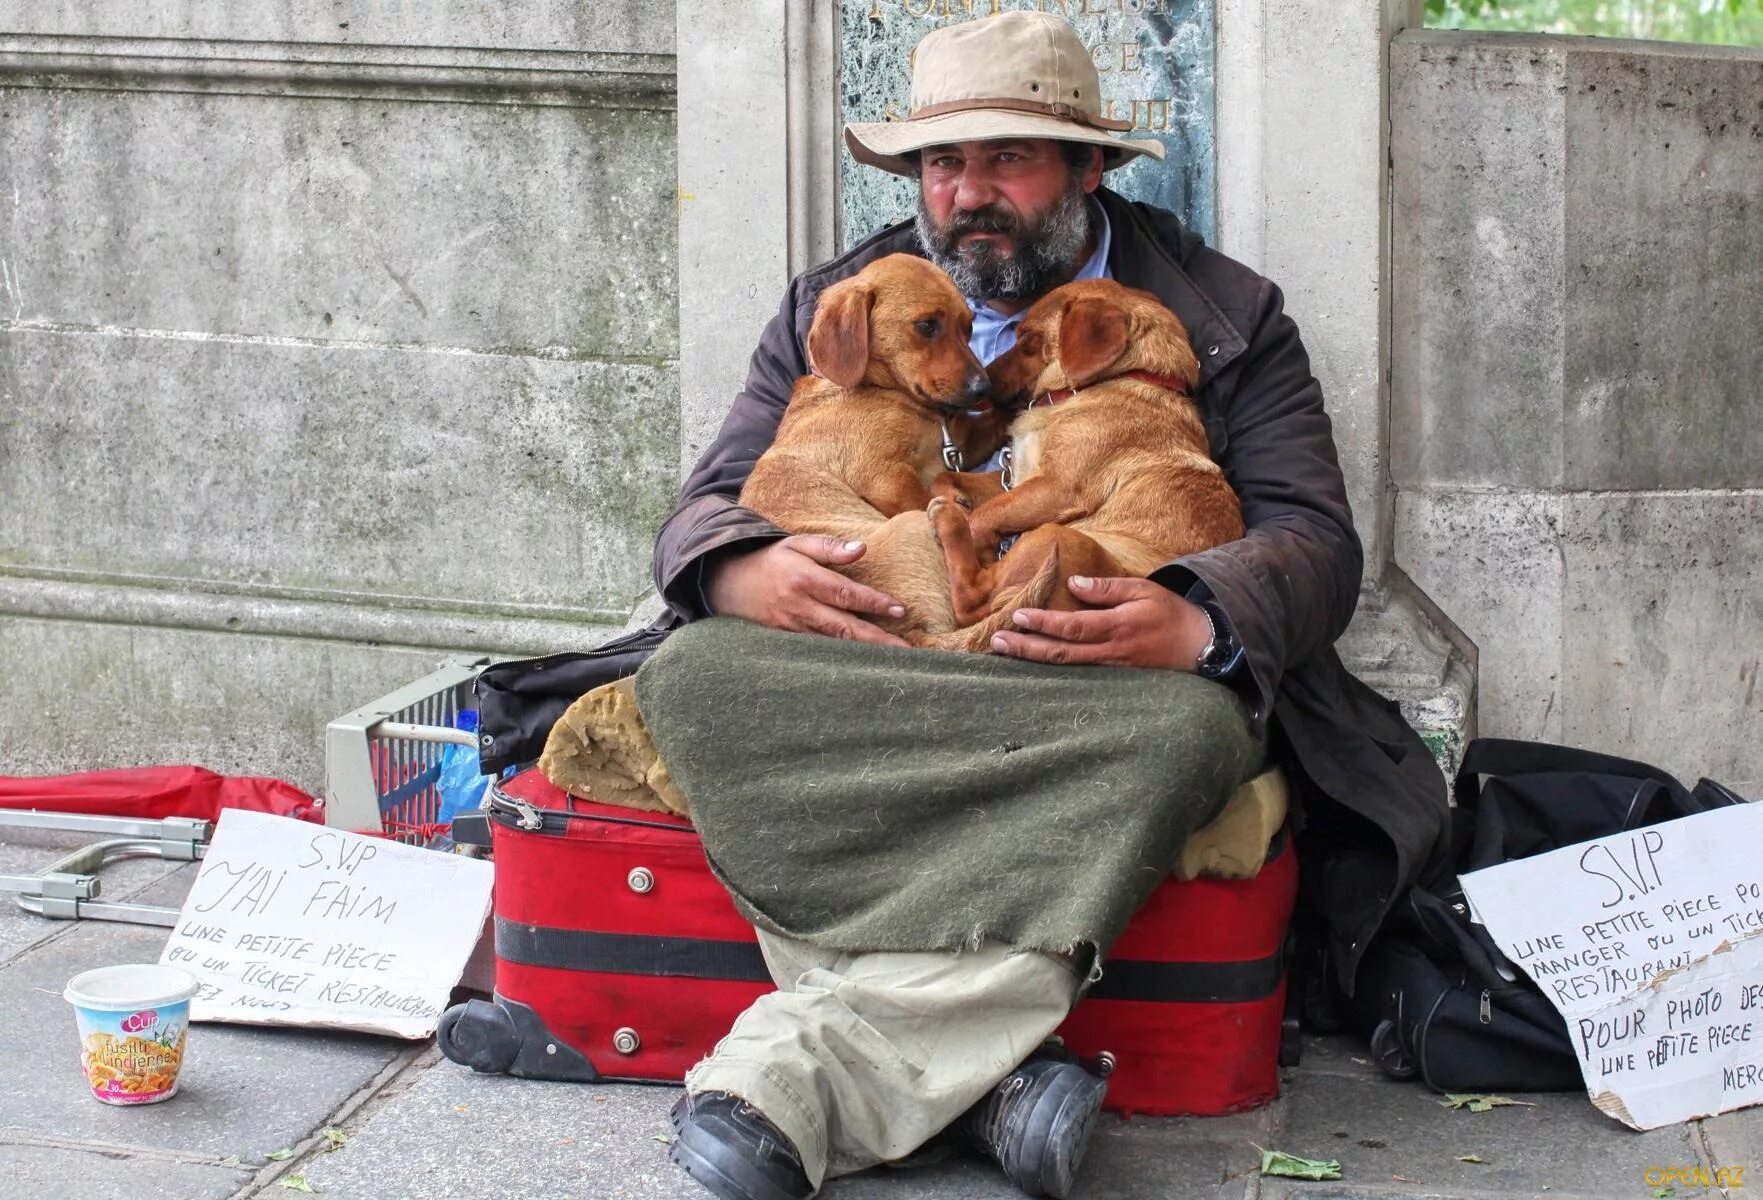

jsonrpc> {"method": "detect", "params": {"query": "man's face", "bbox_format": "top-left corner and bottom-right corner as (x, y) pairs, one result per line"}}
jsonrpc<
(914, 139), (1102, 303)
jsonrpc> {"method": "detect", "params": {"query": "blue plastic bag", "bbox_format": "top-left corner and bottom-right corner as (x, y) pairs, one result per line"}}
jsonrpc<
(436, 710), (489, 828)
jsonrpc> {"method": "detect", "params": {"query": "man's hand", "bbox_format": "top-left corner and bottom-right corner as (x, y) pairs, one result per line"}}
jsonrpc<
(704, 535), (910, 648)
(989, 575), (1211, 670)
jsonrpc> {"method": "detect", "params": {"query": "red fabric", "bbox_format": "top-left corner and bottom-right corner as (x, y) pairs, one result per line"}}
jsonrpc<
(486, 770), (1297, 1115)
(1059, 838), (1298, 1116)
(0, 765), (320, 823)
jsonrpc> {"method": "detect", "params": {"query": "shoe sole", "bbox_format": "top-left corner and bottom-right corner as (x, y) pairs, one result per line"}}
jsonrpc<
(1016, 1068), (1107, 1199)
(669, 1125), (811, 1200)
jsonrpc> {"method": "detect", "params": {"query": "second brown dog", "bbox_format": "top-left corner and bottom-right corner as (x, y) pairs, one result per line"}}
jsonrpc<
(926, 279), (1244, 651)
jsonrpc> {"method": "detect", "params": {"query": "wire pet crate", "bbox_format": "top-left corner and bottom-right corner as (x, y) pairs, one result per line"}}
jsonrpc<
(324, 656), (490, 843)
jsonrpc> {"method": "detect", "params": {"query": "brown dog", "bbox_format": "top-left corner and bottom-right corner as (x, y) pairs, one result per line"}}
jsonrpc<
(737, 253), (1009, 641)
(926, 279), (1244, 650)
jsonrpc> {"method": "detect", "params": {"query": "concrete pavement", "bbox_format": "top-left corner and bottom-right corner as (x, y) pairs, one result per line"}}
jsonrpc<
(2, 828), (1755, 1200)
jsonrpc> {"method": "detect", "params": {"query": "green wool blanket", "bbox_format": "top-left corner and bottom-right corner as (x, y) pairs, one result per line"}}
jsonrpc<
(635, 618), (1262, 958)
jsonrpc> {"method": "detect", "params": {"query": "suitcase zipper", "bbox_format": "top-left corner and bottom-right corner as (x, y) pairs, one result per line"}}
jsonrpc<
(484, 781), (694, 835)
(510, 798), (543, 831)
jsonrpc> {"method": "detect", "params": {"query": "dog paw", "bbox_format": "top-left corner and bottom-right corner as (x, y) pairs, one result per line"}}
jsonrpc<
(926, 495), (949, 546)
(929, 473), (973, 510)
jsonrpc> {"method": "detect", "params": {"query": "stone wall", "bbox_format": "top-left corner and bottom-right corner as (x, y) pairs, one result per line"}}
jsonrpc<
(1392, 31), (1763, 793)
(0, 7), (678, 788)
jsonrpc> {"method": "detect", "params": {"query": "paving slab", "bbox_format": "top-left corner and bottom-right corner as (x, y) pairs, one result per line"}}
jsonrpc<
(1274, 1067), (1712, 1198)
(291, 1063), (689, 1200)
(291, 1048), (1279, 1200)
(0, 1138), (252, 1200)
(0, 914), (414, 1167)
(1701, 1102), (1763, 1174)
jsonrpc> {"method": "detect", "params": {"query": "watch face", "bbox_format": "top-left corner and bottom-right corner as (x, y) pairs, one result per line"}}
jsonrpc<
(1196, 603), (1233, 677)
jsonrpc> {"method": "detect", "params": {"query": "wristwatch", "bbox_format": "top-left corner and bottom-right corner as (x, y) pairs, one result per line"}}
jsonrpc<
(1194, 601), (1242, 680)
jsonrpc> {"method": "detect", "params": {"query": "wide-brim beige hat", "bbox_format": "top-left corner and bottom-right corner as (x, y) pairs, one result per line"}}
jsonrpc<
(846, 11), (1165, 178)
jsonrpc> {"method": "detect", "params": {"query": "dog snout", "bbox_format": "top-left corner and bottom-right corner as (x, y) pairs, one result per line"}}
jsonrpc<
(963, 368), (990, 403)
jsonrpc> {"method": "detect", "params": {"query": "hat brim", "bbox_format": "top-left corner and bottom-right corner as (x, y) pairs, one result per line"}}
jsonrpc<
(845, 109), (1166, 177)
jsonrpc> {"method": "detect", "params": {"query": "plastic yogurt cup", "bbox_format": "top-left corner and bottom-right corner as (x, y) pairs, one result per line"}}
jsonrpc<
(64, 964), (198, 1105)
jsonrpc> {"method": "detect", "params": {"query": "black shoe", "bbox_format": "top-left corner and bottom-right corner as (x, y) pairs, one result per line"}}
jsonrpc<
(669, 1091), (815, 1200)
(961, 1049), (1107, 1199)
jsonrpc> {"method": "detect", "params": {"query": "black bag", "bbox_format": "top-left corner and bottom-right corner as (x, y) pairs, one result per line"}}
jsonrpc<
(1345, 737), (1745, 1092)
(473, 617), (676, 774)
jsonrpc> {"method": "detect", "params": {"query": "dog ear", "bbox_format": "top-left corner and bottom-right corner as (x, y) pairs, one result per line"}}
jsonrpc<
(807, 279), (873, 390)
(1057, 297), (1131, 388)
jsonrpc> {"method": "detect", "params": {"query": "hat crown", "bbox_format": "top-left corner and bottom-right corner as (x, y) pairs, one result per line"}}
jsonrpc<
(908, 12), (1103, 123)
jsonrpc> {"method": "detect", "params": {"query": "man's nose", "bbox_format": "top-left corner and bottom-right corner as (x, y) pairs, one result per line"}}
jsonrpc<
(952, 161), (1000, 212)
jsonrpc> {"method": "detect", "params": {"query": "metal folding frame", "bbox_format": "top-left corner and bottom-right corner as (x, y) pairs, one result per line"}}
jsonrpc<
(0, 810), (209, 926)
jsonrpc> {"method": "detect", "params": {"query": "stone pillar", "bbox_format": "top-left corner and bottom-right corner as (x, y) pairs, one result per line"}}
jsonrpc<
(1218, 0), (1419, 578)
(676, 1), (837, 473)
(1216, 0), (1475, 763)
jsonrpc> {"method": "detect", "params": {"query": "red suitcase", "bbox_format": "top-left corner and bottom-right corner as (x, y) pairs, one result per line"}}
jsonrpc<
(439, 768), (1298, 1117)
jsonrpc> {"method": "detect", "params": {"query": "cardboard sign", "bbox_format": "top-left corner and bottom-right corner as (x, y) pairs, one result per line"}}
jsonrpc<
(159, 810), (494, 1038)
(1461, 801), (1763, 1129)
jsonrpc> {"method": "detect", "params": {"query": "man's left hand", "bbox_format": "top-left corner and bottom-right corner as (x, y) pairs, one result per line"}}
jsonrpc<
(990, 575), (1211, 670)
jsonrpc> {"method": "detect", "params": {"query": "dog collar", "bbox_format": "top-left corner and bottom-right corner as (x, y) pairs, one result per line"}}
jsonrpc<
(1031, 369), (1192, 408)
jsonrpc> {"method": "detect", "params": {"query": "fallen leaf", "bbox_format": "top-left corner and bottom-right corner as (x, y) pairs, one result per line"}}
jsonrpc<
(1439, 1094), (1538, 1113)
(453, 1104), (468, 1114)
(1652, 1188), (1675, 1199)
(651, 1134), (675, 1145)
(320, 1128), (347, 1151)
(1392, 1174), (1419, 1183)
(279, 1177), (316, 1194)
(264, 1149), (295, 1162)
(217, 1156), (242, 1168)
(1253, 1145), (1343, 1181)
(1457, 1154), (1486, 1163)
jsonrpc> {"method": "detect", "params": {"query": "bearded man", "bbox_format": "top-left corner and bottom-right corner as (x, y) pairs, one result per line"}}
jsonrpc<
(633, 12), (1451, 1200)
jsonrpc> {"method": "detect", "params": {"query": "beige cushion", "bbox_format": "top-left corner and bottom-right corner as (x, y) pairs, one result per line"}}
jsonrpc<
(1175, 768), (1288, 882)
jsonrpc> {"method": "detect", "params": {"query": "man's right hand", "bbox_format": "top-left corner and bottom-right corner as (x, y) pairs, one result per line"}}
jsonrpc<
(703, 535), (910, 648)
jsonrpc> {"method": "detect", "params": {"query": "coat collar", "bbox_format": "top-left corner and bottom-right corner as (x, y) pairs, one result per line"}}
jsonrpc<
(1094, 188), (1247, 389)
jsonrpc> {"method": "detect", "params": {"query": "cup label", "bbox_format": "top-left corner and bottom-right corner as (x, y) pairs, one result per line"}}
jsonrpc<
(74, 1003), (189, 1104)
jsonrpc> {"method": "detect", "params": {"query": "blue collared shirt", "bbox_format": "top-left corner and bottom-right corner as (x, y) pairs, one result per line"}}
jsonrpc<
(967, 200), (1113, 366)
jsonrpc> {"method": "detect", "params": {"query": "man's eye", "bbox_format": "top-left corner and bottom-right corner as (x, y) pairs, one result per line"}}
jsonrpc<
(914, 319), (940, 337)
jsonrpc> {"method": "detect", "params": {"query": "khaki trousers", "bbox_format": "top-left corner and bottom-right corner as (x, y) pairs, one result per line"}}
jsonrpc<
(683, 931), (1084, 1189)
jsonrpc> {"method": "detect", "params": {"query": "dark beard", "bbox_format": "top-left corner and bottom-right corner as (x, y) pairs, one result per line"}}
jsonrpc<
(914, 177), (1092, 302)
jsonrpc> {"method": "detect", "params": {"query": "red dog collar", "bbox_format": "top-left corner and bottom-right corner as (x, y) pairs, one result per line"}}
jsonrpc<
(1031, 369), (1192, 408)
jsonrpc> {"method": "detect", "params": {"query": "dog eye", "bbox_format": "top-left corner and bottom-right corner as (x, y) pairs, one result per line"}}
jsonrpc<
(914, 318), (940, 337)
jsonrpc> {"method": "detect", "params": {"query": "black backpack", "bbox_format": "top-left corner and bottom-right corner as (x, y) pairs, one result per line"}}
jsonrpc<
(1342, 738), (1747, 1092)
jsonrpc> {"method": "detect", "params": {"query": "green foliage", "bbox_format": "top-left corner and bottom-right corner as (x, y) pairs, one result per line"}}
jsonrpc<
(1425, 0), (1763, 46)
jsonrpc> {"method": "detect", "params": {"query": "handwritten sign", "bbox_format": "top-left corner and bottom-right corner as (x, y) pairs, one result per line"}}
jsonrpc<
(1461, 801), (1763, 1129)
(158, 811), (494, 1038)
